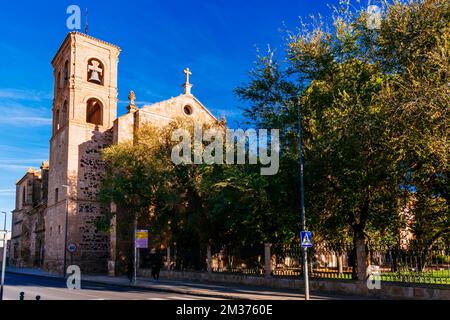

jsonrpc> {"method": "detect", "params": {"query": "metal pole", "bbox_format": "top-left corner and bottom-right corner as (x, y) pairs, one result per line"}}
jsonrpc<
(63, 186), (69, 277)
(134, 218), (137, 283)
(1, 212), (8, 300)
(167, 246), (171, 271)
(297, 101), (310, 300)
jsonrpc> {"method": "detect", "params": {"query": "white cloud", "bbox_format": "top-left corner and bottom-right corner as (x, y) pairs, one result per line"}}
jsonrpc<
(0, 158), (46, 172)
(118, 99), (156, 106)
(0, 158), (46, 164)
(0, 99), (52, 127)
(0, 87), (53, 127)
(0, 163), (32, 171)
(0, 88), (52, 101)
(0, 189), (15, 197)
(0, 116), (52, 126)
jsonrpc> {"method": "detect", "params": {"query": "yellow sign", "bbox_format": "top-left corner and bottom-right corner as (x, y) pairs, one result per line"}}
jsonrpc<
(135, 230), (148, 248)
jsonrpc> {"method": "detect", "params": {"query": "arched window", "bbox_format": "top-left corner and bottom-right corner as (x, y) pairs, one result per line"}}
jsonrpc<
(64, 60), (69, 82)
(22, 186), (26, 206)
(57, 72), (61, 90)
(87, 58), (104, 85)
(61, 100), (68, 126)
(55, 109), (60, 132)
(86, 98), (103, 126)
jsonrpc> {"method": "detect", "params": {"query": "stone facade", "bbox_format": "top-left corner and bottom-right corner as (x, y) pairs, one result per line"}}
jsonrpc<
(11, 32), (218, 275)
(42, 32), (120, 274)
(10, 163), (48, 268)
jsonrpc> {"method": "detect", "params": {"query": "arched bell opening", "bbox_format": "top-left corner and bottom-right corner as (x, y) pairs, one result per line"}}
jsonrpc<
(61, 100), (68, 126)
(86, 98), (103, 126)
(63, 60), (69, 84)
(87, 58), (104, 85)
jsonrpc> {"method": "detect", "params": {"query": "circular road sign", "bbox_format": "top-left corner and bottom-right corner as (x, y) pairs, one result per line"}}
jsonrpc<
(67, 243), (77, 253)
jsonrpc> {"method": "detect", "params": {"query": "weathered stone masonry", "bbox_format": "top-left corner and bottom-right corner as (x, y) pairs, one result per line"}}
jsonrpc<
(11, 31), (219, 275)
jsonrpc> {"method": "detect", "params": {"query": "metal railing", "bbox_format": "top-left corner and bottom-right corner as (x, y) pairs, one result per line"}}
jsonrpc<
(162, 243), (450, 285)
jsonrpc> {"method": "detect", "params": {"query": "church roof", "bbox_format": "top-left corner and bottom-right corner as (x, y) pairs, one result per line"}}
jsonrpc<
(51, 31), (121, 64)
(141, 94), (220, 123)
(15, 168), (40, 185)
(190, 95), (220, 123)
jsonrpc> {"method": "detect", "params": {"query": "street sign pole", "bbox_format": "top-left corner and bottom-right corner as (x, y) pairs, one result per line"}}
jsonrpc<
(63, 206), (68, 277)
(62, 185), (70, 278)
(297, 100), (310, 300)
(67, 243), (77, 265)
(0, 237), (6, 300)
(0, 212), (8, 300)
(134, 218), (137, 284)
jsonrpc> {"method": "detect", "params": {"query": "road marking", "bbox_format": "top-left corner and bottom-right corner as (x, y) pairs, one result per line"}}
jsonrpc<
(167, 296), (209, 300)
(43, 287), (106, 299)
(6, 283), (109, 300)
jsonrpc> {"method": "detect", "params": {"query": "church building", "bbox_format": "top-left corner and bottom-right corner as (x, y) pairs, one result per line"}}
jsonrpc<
(10, 31), (219, 274)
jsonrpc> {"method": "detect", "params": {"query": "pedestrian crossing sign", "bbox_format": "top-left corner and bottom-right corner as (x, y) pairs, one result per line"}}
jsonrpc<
(301, 231), (313, 248)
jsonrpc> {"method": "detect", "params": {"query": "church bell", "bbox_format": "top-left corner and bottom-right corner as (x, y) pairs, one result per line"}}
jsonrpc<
(89, 70), (101, 83)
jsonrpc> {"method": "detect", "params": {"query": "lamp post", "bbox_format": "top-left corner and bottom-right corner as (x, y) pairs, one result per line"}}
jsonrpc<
(62, 185), (70, 278)
(0, 211), (9, 300)
(297, 101), (310, 300)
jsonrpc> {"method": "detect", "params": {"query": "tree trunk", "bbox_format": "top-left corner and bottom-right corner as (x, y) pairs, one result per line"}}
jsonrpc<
(206, 244), (212, 274)
(264, 243), (272, 277)
(353, 230), (368, 281)
(166, 246), (171, 271)
(337, 254), (344, 275)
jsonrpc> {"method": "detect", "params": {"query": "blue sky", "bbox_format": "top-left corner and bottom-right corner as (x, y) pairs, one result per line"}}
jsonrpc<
(0, 0), (344, 230)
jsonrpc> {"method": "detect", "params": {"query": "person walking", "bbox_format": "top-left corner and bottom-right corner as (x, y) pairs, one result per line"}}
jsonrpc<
(126, 260), (134, 283)
(151, 252), (162, 281)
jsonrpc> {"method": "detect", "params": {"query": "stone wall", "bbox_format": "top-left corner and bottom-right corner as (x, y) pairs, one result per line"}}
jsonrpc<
(74, 128), (113, 273)
(138, 270), (450, 300)
(11, 167), (48, 269)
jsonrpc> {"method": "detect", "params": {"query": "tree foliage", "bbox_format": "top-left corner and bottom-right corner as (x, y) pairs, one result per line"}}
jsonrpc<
(235, 0), (449, 278)
(99, 0), (449, 280)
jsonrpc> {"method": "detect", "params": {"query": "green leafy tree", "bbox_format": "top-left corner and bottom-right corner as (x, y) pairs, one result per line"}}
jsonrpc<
(236, 0), (448, 279)
(376, 0), (450, 266)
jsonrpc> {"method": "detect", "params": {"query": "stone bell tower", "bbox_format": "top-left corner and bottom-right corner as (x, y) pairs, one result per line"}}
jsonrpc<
(44, 32), (121, 274)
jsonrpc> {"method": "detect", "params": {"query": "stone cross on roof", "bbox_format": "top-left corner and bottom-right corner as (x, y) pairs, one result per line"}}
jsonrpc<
(183, 68), (193, 95)
(184, 67), (192, 84)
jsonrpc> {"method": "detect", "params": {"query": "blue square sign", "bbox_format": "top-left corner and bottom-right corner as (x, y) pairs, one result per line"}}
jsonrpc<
(301, 231), (313, 248)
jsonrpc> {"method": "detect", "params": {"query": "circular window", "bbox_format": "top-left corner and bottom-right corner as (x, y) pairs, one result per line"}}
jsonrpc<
(183, 105), (193, 116)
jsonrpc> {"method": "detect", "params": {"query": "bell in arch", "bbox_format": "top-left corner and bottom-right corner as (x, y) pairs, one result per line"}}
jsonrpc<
(89, 70), (101, 83)
(88, 60), (103, 84)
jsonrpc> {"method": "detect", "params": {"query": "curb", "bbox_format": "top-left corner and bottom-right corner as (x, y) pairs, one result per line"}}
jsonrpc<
(6, 270), (241, 300)
(6, 270), (64, 280)
(80, 278), (242, 300)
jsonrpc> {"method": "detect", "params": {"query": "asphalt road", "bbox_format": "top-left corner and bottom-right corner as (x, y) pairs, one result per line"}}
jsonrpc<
(2, 273), (225, 300)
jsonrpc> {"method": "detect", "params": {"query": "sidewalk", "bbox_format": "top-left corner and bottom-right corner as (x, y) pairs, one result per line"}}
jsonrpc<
(5, 266), (354, 300)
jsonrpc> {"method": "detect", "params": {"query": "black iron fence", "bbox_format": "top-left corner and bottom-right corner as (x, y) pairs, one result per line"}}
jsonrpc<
(155, 243), (450, 285)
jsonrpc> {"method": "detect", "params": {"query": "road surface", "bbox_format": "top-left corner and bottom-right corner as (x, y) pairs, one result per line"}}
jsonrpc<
(2, 273), (225, 300)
